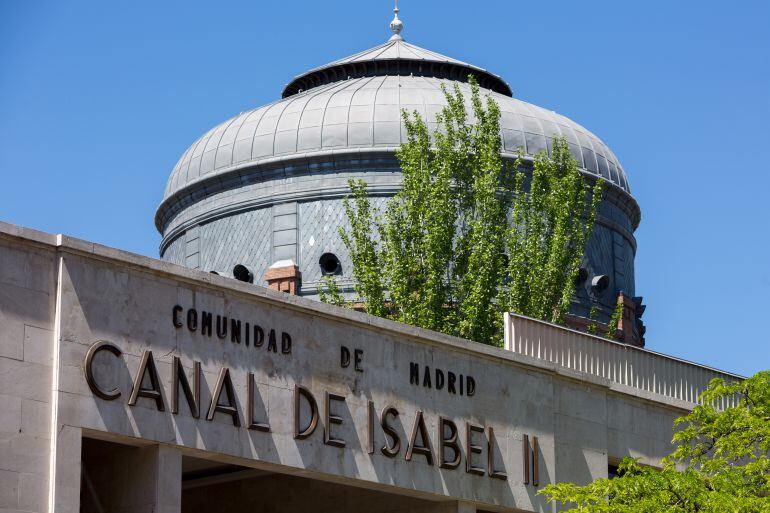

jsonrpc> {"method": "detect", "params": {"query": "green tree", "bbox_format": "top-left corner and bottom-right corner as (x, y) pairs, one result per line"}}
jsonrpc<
(504, 135), (602, 325)
(328, 76), (602, 345)
(541, 371), (770, 513)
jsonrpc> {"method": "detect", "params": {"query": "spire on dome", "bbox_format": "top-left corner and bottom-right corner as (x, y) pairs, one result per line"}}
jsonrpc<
(389, 1), (404, 41)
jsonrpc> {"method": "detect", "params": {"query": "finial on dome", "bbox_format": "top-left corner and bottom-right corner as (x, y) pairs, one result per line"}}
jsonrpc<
(389, 0), (404, 41)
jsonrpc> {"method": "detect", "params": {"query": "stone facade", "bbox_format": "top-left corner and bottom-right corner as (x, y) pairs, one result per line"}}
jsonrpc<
(0, 222), (737, 512)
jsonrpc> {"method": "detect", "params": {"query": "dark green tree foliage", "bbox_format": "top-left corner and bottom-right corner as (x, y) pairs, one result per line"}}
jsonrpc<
(325, 77), (602, 345)
(541, 371), (770, 513)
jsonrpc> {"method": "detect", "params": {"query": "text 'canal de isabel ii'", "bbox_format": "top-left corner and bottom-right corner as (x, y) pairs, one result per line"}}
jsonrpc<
(80, 305), (526, 482)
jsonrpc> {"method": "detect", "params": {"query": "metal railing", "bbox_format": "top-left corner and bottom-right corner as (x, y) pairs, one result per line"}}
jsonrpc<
(504, 313), (742, 407)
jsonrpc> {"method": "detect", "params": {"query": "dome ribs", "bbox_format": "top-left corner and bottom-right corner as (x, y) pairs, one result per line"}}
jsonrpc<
(160, 40), (637, 238)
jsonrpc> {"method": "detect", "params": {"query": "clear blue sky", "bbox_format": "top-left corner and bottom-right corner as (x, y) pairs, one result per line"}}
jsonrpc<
(1, 1), (768, 376)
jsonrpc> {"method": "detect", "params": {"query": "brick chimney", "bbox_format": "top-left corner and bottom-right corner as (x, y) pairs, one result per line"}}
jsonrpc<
(263, 260), (301, 294)
(616, 291), (645, 347)
(566, 292), (646, 347)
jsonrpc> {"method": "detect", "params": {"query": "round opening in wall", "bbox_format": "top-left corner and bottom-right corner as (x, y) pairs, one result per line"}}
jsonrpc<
(233, 264), (254, 283)
(592, 274), (609, 293)
(319, 253), (341, 276)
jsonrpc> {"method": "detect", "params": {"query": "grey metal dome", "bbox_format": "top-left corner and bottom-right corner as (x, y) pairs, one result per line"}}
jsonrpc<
(160, 75), (631, 224)
(157, 12), (642, 335)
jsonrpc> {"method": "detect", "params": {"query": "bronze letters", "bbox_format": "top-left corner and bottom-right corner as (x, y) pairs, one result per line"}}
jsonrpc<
(323, 391), (346, 447)
(171, 356), (200, 418)
(84, 341), (122, 401)
(281, 332), (292, 354)
(438, 417), (461, 469)
(522, 434), (539, 486)
(487, 426), (507, 480)
(172, 305), (183, 328)
(294, 385), (319, 439)
(85, 330), (509, 481)
(465, 422), (485, 475)
(367, 400), (375, 454)
(405, 410), (434, 465)
(380, 405), (401, 457)
(409, 362), (475, 397)
(247, 372), (270, 432)
(128, 350), (165, 411)
(207, 367), (240, 426)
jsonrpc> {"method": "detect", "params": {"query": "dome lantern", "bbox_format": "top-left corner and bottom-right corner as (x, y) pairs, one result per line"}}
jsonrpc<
(389, 1), (404, 41)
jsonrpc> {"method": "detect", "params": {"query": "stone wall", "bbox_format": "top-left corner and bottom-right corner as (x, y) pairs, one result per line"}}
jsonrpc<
(0, 222), (736, 512)
(0, 228), (57, 513)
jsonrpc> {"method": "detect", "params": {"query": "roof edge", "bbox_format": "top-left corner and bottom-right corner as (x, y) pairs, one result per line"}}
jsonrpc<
(282, 58), (512, 98)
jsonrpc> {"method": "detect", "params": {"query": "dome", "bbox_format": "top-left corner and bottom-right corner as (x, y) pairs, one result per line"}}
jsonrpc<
(156, 10), (641, 329)
(158, 9), (637, 235)
(159, 73), (631, 228)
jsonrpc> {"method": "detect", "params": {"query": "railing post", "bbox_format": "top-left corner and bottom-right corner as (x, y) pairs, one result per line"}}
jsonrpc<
(503, 312), (513, 352)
